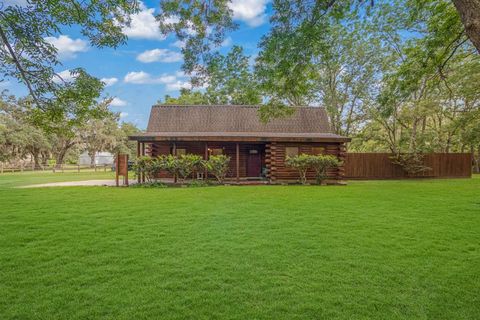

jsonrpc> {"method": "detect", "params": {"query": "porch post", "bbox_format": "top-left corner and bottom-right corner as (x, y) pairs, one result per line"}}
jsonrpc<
(236, 143), (240, 183)
(141, 142), (146, 183)
(136, 141), (141, 183)
(173, 142), (177, 183)
(204, 142), (208, 180)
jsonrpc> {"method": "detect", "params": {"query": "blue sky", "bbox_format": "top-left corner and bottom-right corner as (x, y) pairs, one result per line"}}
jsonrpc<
(2, 0), (273, 129)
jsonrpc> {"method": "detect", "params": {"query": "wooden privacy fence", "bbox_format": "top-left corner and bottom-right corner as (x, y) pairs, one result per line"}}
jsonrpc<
(344, 153), (472, 179)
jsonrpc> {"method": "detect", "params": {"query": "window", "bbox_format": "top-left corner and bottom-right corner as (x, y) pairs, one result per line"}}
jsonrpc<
(285, 147), (299, 157)
(210, 148), (223, 156)
(176, 148), (186, 156)
(312, 147), (325, 155)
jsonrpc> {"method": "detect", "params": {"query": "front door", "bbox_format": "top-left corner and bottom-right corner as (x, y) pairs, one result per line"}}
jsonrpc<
(247, 149), (262, 177)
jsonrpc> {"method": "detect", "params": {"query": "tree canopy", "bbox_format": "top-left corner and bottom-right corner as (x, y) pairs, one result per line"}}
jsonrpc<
(0, 0), (139, 108)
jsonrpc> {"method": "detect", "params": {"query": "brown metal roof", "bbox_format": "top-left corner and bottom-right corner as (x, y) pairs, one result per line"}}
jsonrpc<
(132, 105), (350, 142)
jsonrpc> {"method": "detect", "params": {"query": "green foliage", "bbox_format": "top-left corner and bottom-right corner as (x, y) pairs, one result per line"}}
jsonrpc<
(0, 0), (139, 107)
(391, 153), (431, 176)
(160, 89), (208, 105)
(159, 46), (260, 105)
(177, 154), (204, 182)
(204, 155), (230, 183)
(308, 155), (342, 184)
(285, 154), (312, 185)
(135, 154), (230, 185)
(0, 93), (50, 166)
(133, 156), (161, 183)
(80, 106), (120, 166)
(157, 154), (179, 179)
(201, 46), (261, 104)
(157, 0), (236, 77)
(116, 122), (141, 159)
(285, 154), (341, 184)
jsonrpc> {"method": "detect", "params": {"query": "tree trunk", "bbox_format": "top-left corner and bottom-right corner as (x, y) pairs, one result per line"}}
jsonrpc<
(55, 150), (67, 168)
(476, 145), (480, 173)
(409, 118), (419, 152)
(453, 0), (480, 53)
(32, 151), (42, 169)
(89, 151), (96, 167)
(41, 152), (49, 167)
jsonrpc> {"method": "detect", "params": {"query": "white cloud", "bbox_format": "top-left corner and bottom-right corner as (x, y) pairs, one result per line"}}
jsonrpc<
(124, 71), (154, 84)
(166, 80), (191, 91)
(119, 112), (129, 118)
(229, 0), (269, 27)
(122, 4), (165, 41)
(109, 97), (128, 107)
(52, 70), (76, 84)
(100, 77), (118, 87)
(123, 70), (190, 92)
(136, 49), (183, 63)
(123, 71), (177, 84)
(45, 35), (88, 59)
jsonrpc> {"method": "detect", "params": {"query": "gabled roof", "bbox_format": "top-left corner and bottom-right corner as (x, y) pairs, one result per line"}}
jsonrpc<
(131, 105), (350, 142)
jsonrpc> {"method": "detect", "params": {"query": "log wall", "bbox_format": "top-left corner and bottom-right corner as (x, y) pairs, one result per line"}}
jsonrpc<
(269, 142), (346, 183)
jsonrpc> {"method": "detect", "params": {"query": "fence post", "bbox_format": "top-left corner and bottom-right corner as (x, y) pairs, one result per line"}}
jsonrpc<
(94, 164), (97, 172)
(104, 164), (107, 172)
(61, 164), (64, 173)
(0, 162), (3, 174)
(31, 162), (35, 172)
(77, 164), (80, 172)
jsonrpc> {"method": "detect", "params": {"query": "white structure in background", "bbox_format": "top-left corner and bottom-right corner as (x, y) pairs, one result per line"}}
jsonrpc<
(79, 151), (115, 166)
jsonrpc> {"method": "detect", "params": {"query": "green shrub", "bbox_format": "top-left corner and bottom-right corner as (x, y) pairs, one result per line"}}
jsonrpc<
(391, 153), (431, 176)
(204, 155), (230, 183)
(177, 154), (204, 182)
(308, 155), (341, 184)
(285, 154), (341, 184)
(133, 156), (161, 183)
(285, 154), (311, 184)
(158, 154), (180, 180)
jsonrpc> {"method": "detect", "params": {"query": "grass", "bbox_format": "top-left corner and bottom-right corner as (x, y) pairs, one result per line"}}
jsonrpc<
(0, 173), (479, 319)
(0, 170), (115, 188)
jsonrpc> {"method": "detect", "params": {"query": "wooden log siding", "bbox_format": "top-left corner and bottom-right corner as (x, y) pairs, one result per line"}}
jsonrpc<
(265, 142), (275, 181)
(344, 153), (473, 179)
(272, 142), (345, 182)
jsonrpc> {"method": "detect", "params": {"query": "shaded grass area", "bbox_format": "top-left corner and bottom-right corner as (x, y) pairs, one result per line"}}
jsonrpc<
(0, 176), (479, 319)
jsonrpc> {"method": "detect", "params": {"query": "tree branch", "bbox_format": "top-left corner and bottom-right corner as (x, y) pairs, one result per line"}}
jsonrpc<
(0, 24), (40, 105)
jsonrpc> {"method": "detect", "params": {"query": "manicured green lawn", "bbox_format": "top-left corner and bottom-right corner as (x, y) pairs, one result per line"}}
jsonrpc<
(0, 174), (479, 319)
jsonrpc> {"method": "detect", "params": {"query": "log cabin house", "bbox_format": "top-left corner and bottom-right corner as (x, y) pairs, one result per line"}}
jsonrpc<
(129, 105), (350, 183)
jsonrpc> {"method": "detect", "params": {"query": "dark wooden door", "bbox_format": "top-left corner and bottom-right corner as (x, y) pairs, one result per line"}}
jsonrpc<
(247, 150), (262, 177)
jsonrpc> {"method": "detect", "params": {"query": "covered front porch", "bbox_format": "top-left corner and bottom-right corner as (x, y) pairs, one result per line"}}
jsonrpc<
(136, 140), (269, 182)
